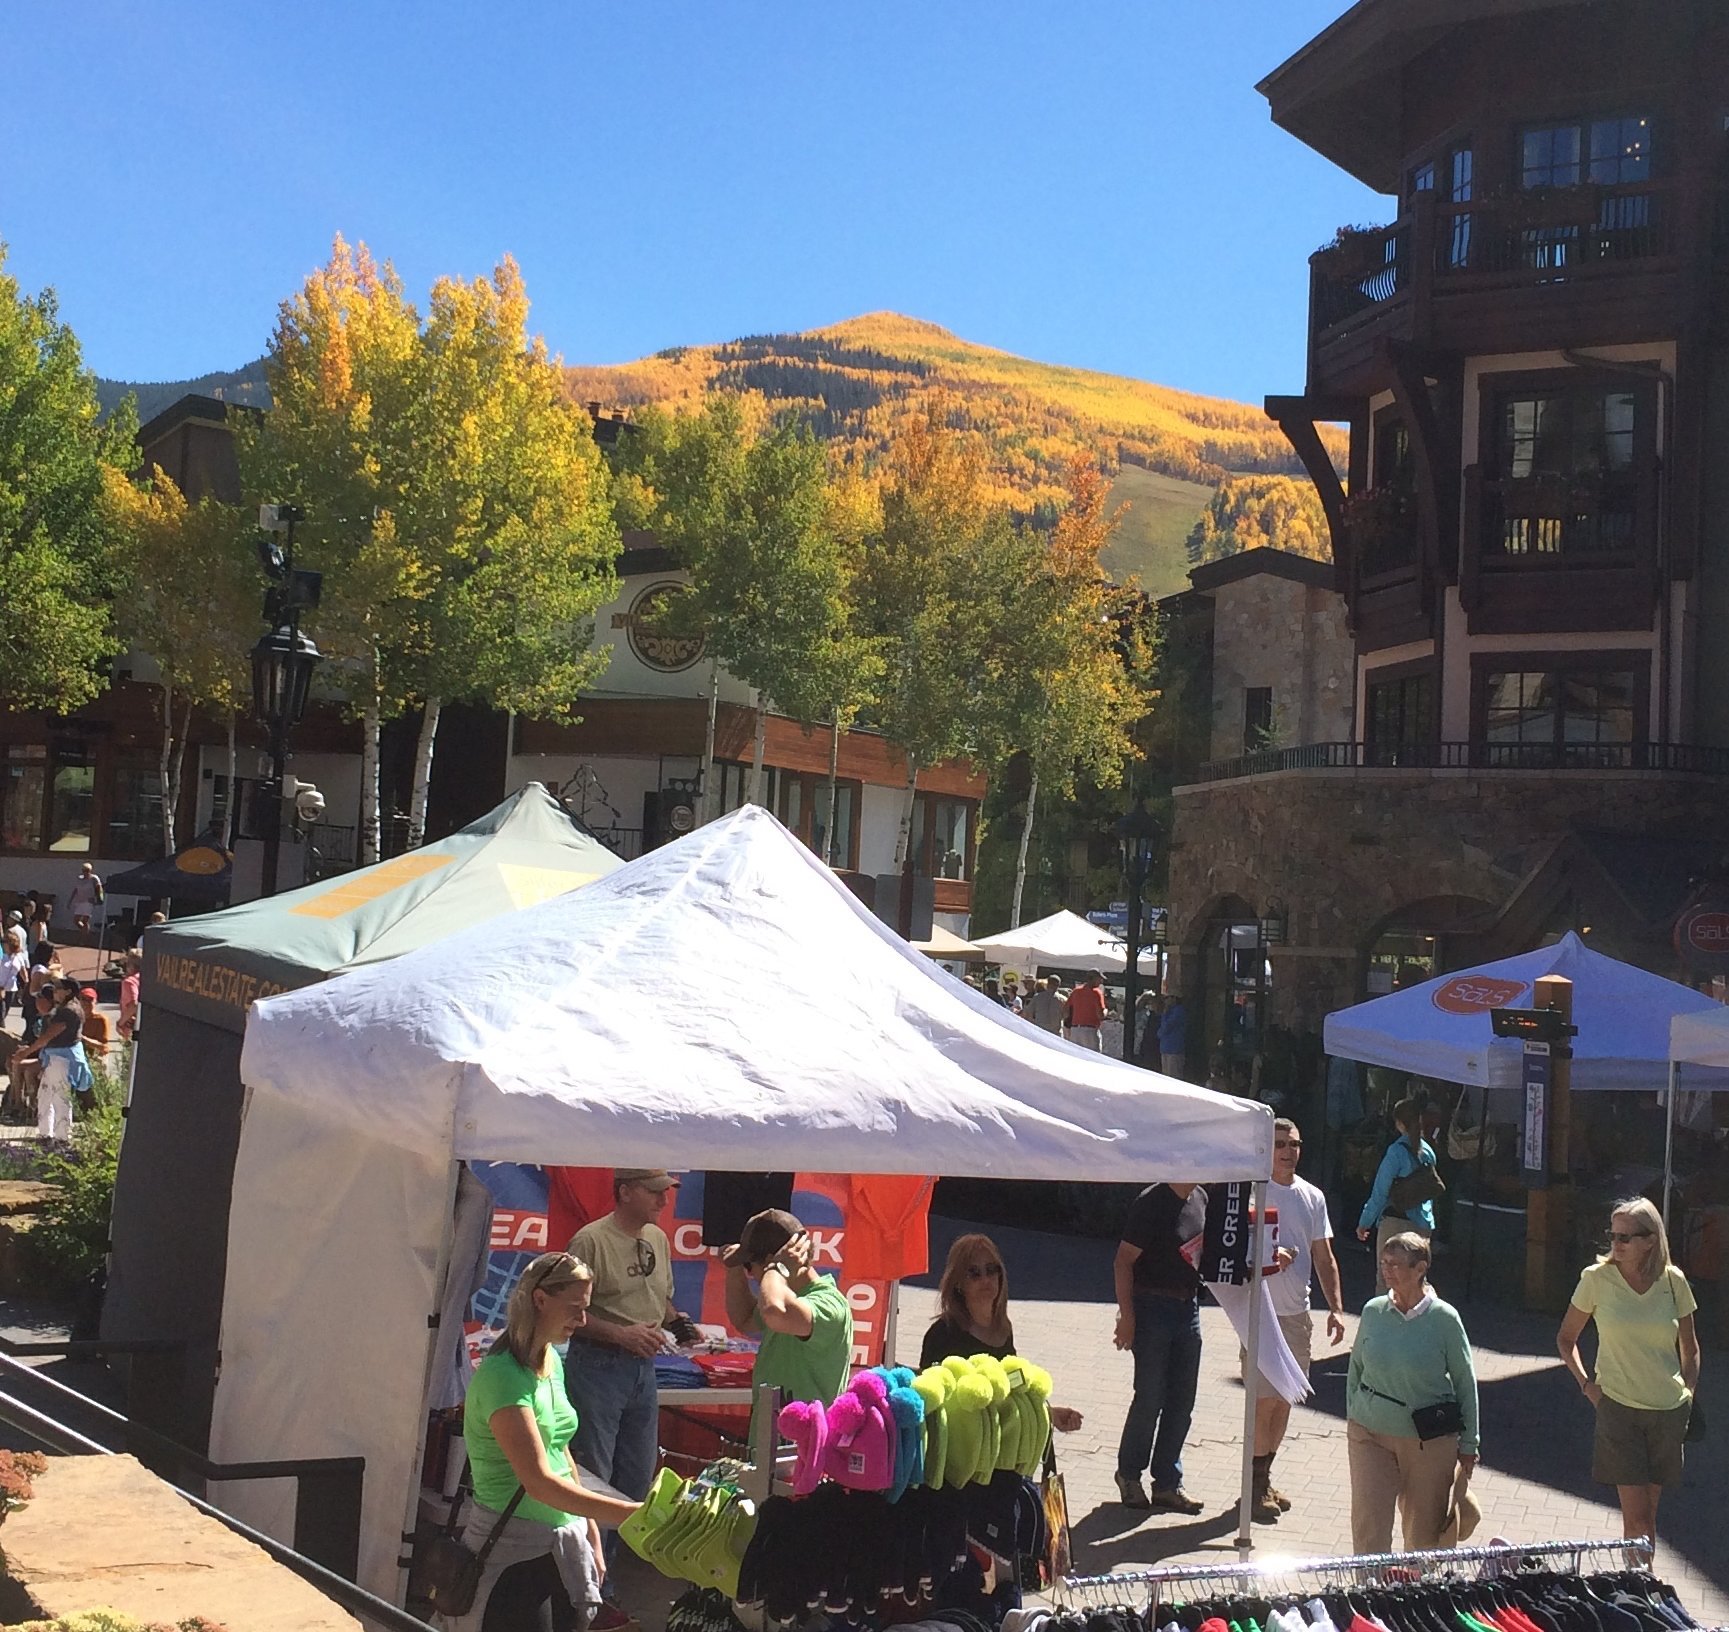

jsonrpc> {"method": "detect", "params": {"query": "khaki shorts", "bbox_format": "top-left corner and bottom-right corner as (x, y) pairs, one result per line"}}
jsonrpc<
(1240, 1311), (1313, 1400)
(1592, 1392), (1690, 1487)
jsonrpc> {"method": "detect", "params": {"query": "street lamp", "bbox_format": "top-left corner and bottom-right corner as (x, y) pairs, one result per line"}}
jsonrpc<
(251, 503), (322, 896)
(1116, 796), (1158, 1064)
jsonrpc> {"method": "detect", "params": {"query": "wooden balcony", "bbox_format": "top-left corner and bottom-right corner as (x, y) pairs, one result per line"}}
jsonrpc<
(1308, 180), (1697, 395)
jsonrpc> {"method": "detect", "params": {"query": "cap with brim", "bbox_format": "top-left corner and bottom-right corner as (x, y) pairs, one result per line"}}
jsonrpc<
(737, 1207), (803, 1266)
(614, 1168), (679, 1192)
(1439, 1479), (1481, 1547)
(80, 988), (98, 1002)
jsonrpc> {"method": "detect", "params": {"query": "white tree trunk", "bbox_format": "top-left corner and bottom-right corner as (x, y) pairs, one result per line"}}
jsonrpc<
(745, 696), (767, 806)
(700, 659), (721, 824)
(892, 754), (919, 869)
(360, 682), (382, 866)
(164, 697), (191, 852)
(1011, 767), (1039, 929)
(157, 679), (177, 855)
(823, 710), (841, 867)
(222, 711), (238, 848)
(406, 694), (442, 850)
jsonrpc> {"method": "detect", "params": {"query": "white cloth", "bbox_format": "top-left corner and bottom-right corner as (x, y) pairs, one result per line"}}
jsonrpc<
(1397, 1290), (1436, 1322)
(1267, 1174), (1332, 1318)
(36, 1053), (72, 1140)
(1205, 1276), (1310, 1403)
(434, 1505), (600, 1632)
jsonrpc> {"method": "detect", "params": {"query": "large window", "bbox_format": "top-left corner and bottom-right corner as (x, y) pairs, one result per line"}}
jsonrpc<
(910, 795), (975, 881)
(1366, 669), (1436, 766)
(107, 763), (166, 861)
(1518, 116), (1655, 267)
(714, 761), (860, 869)
(2, 746), (46, 851)
(1490, 383), (1641, 558)
(1477, 662), (1642, 766)
(1, 740), (173, 858)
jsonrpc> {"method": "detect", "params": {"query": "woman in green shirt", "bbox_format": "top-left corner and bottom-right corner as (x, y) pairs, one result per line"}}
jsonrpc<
(1345, 1231), (1479, 1554)
(1556, 1197), (1700, 1552)
(454, 1251), (640, 1632)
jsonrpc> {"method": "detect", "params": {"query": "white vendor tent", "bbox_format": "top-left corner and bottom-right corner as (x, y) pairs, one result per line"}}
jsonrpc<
(1324, 932), (1729, 1093)
(221, 806), (1273, 1601)
(1671, 1007), (1729, 1070)
(972, 907), (1130, 974)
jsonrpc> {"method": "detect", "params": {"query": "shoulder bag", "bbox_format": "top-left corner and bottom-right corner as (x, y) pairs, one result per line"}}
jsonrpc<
(412, 1479), (526, 1618)
(1034, 1437), (1071, 1589)
(1387, 1149), (1445, 1215)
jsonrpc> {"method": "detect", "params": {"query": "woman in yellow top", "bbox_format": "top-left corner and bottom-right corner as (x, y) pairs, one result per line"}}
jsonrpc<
(1556, 1198), (1700, 1552)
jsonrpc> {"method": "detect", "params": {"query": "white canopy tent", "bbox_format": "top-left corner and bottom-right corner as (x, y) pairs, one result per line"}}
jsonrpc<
(971, 907), (1130, 974)
(223, 806), (1273, 1602)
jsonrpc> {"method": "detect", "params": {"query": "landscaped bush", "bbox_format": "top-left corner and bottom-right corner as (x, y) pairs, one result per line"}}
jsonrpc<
(31, 1062), (125, 1287)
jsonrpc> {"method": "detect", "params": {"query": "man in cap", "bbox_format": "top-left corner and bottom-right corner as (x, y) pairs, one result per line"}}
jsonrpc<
(721, 1208), (854, 1445)
(567, 1168), (688, 1625)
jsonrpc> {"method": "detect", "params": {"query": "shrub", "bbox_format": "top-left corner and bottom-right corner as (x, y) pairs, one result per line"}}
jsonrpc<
(31, 1065), (124, 1285)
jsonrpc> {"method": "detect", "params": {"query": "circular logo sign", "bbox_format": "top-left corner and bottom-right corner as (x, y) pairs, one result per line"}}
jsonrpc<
(624, 582), (705, 673)
(1431, 974), (1528, 1015)
(175, 845), (230, 877)
(666, 803), (696, 834)
(1676, 908), (1729, 962)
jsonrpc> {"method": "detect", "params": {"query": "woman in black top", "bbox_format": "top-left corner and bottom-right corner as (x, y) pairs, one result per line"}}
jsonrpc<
(919, 1234), (1083, 1430)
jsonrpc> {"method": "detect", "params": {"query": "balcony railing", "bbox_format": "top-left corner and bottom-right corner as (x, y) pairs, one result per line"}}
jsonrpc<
(1192, 740), (1729, 784)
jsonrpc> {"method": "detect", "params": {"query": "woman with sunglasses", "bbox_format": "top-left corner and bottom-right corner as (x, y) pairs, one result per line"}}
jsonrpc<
(918, 1235), (1084, 1431)
(1556, 1198), (1700, 1551)
(449, 1251), (640, 1632)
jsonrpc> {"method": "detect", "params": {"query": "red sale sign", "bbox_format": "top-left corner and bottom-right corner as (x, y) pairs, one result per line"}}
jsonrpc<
(1431, 974), (1528, 1015)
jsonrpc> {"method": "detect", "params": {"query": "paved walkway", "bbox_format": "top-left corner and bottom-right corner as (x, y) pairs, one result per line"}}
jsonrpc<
(892, 1217), (1728, 1625)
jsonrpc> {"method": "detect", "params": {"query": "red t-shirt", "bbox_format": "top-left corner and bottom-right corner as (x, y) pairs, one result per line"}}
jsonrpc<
(1066, 984), (1107, 1028)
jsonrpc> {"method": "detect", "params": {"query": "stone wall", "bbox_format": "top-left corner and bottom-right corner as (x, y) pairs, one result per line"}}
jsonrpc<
(1167, 764), (1729, 1031)
(1207, 573), (1353, 761)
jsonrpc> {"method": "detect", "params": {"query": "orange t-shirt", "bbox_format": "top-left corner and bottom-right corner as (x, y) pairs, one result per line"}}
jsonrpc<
(1066, 984), (1107, 1027)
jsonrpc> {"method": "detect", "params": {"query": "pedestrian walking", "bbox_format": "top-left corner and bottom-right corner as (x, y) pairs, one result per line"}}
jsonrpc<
(1158, 994), (1189, 1079)
(1064, 971), (1107, 1051)
(1346, 1231), (1479, 1553)
(0, 923), (26, 1028)
(1357, 1096), (1441, 1290)
(1112, 1181), (1206, 1514)
(1134, 993), (1163, 1067)
(117, 952), (141, 1043)
(1246, 1117), (1347, 1522)
(565, 1168), (687, 1629)
(448, 1251), (637, 1632)
(67, 863), (103, 933)
(1555, 1197), (1699, 1554)
(1029, 977), (1064, 1034)
(8, 983), (91, 1139)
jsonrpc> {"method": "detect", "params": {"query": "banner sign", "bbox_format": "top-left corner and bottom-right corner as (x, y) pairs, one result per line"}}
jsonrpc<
(465, 1165), (889, 1371)
(1522, 1042), (1551, 1188)
(1199, 1182), (1253, 1285)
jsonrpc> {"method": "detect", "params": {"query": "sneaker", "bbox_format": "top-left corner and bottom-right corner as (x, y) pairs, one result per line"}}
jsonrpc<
(592, 1606), (639, 1632)
(1113, 1472), (1152, 1509)
(1146, 1486), (1204, 1516)
(1267, 1483), (1292, 1512)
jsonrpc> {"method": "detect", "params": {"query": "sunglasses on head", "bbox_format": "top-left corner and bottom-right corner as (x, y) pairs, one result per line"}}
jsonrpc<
(630, 1238), (658, 1277)
(964, 1262), (1003, 1280)
(1610, 1229), (1653, 1244)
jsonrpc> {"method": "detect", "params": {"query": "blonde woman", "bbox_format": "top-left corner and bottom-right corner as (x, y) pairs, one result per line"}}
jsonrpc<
(1557, 1198), (1700, 1551)
(448, 1251), (639, 1632)
(919, 1234), (1083, 1431)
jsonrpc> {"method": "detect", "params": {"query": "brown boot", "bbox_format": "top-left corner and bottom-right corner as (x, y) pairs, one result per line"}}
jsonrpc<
(1251, 1454), (1280, 1523)
(1264, 1453), (1292, 1511)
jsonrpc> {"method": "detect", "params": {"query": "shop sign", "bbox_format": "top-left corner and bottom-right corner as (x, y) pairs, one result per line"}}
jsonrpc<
(1522, 1042), (1551, 1189)
(615, 581), (706, 672)
(1675, 907), (1729, 973)
(1432, 974), (1528, 1016)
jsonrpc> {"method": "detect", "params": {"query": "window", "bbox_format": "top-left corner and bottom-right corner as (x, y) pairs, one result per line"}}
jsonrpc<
(1491, 384), (1640, 557)
(107, 763), (166, 861)
(1518, 117), (1654, 266)
(1410, 161), (1436, 196)
(2, 746), (46, 851)
(910, 795), (974, 881)
(1366, 670), (1435, 766)
(1479, 665), (1640, 766)
(1447, 147), (1474, 267)
(715, 762), (859, 868)
(1521, 122), (1584, 189)
(1587, 116), (1652, 187)
(1242, 687), (1274, 752)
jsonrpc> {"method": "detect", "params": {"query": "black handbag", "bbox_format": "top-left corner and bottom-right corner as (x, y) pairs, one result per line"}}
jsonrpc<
(413, 1480), (526, 1618)
(1410, 1399), (1465, 1442)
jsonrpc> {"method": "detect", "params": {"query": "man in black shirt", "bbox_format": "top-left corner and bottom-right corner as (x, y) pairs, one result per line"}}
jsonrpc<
(1112, 1181), (1207, 1513)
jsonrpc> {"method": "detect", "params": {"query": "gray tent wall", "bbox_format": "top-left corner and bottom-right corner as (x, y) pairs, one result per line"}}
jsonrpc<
(101, 786), (622, 1454)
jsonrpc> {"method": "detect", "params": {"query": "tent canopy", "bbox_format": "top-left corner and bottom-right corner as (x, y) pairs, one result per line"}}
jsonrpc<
(1671, 1007), (1729, 1071)
(107, 833), (234, 902)
(1324, 932), (1729, 1092)
(142, 782), (622, 1036)
(913, 924), (983, 960)
(970, 908), (1131, 976)
(240, 805), (1271, 1182)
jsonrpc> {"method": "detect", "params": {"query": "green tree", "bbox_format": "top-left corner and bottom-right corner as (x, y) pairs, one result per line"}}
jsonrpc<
(1185, 473), (1330, 565)
(0, 244), (138, 712)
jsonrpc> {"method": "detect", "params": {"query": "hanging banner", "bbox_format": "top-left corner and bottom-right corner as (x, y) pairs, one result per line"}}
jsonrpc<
(1522, 1043), (1551, 1188)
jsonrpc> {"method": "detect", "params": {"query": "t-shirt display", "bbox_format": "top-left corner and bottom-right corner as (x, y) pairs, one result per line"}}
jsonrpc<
(1570, 1261), (1697, 1412)
(1121, 1184), (1208, 1297)
(1267, 1174), (1332, 1318)
(464, 1346), (580, 1526)
(569, 1214), (673, 1329)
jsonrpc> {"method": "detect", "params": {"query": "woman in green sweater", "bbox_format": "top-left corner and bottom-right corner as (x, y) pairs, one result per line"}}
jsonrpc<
(1346, 1231), (1480, 1553)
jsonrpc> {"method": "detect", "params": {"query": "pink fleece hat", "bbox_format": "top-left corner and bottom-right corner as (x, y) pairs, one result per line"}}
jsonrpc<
(777, 1398), (830, 1496)
(821, 1371), (896, 1491)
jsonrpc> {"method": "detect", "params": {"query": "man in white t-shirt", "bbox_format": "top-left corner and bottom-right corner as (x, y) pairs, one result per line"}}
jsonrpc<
(1243, 1115), (1346, 1523)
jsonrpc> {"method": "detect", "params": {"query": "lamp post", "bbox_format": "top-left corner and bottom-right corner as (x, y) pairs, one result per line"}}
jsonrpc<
(251, 504), (322, 897)
(1116, 796), (1158, 1064)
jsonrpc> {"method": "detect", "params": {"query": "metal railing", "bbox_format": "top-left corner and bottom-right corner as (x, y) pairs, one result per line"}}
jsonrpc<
(1193, 739), (1729, 783)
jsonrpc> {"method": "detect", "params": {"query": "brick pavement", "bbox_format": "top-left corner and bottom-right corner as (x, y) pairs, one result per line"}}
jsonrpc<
(893, 1219), (1729, 1625)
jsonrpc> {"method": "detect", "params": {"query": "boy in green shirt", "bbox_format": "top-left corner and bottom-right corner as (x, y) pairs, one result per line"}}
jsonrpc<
(722, 1208), (855, 1445)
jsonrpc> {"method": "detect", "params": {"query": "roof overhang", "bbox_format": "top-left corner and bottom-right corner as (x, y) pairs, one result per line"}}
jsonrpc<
(1258, 0), (1597, 192)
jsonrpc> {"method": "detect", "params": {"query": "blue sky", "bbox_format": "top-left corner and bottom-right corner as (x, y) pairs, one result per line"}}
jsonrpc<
(3, 2), (1383, 405)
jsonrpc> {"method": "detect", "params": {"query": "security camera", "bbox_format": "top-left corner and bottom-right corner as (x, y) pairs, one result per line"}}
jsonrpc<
(294, 786), (327, 824)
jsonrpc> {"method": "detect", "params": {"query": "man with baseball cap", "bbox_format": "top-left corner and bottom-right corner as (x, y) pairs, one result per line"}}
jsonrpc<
(567, 1168), (688, 1626)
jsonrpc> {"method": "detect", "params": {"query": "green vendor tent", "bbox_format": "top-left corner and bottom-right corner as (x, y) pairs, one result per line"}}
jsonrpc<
(103, 783), (622, 1453)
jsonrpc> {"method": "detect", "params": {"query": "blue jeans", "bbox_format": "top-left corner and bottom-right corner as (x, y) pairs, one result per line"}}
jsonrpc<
(1115, 1292), (1202, 1490)
(564, 1343), (658, 1586)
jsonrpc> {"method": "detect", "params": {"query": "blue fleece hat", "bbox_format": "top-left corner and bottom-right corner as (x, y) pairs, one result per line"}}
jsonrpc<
(885, 1378), (926, 1501)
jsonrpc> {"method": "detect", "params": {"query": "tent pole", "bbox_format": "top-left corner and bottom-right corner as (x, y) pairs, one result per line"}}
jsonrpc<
(1663, 1063), (1677, 1235)
(1234, 1178), (1267, 1556)
(396, 1159), (463, 1601)
(1466, 1084), (1488, 1302)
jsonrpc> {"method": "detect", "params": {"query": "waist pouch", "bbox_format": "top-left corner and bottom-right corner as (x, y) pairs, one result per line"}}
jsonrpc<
(1362, 1383), (1463, 1442)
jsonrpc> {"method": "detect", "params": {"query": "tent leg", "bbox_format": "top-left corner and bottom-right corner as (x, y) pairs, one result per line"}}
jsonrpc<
(396, 1160), (463, 1602)
(1235, 1179), (1267, 1556)
(1663, 1064), (1677, 1235)
(883, 1279), (900, 1368)
(1466, 1086), (1488, 1302)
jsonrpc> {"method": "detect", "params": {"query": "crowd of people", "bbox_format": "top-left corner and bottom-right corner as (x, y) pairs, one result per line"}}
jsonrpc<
(968, 968), (1189, 1075)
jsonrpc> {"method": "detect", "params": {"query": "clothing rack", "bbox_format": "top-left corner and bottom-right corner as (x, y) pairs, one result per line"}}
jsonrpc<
(1062, 1537), (1654, 1597)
